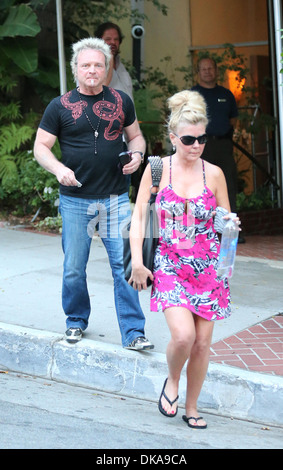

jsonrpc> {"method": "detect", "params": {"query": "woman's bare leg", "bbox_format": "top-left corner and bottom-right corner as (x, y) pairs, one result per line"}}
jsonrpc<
(160, 307), (196, 415)
(185, 315), (214, 427)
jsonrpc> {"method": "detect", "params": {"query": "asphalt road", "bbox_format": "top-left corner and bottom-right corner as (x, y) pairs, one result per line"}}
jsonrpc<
(0, 371), (282, 451)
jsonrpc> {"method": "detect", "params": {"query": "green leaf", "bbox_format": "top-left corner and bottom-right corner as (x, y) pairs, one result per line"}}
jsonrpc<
(2, 37), (38, 73)
(0, 123), (34, 154)
(0, 101), (21, 122)
(0, 0), (15, 12)
(0, 154), (18, 183)
(0, 4), (40, 38)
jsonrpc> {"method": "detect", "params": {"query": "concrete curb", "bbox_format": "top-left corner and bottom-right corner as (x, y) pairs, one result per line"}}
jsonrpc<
(1, 322), (283, 427)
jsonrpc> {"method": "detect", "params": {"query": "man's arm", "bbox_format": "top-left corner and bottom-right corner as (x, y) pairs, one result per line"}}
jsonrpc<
(122, 119), (146, 175)
(33, 128), (78, 186)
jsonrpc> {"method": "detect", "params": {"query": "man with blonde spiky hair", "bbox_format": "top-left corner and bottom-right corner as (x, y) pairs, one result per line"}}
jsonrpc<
(33, 37), (153, 351)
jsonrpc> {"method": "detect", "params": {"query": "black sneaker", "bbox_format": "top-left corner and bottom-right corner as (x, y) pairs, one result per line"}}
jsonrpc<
(65, 327), (83, 344)
(124, 336), (154, 351)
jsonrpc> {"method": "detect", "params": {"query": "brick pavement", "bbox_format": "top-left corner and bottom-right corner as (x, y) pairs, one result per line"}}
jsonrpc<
(210, 235), (283, 377)
(237, 235), (283, 261)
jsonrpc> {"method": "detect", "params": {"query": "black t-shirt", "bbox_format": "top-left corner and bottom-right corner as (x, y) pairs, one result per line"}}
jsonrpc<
(191, 84), (238, 137)
(39, 86), (136, 198)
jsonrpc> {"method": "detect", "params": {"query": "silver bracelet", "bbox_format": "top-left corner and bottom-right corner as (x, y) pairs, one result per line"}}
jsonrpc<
(131, 150), (144, 164)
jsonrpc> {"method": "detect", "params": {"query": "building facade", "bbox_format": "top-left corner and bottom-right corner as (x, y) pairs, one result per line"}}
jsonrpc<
(118, 0), (283, 206)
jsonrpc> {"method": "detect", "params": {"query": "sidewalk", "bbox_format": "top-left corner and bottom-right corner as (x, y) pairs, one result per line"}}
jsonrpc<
(0, 225), (283, 427)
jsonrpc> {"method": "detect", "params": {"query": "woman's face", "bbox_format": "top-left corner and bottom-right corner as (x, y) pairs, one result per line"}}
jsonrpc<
(170, 122), (207, 161)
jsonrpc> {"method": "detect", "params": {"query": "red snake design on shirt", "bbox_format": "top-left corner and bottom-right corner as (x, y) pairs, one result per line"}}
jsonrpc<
(60, 91), (87, 120)
(60, 87), (124, 141)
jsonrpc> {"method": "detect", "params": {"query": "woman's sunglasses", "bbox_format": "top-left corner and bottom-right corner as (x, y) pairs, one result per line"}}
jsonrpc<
(174, 133), (208, 145)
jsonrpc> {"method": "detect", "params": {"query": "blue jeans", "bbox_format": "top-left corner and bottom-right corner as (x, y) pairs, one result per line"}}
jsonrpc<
(59, 193), (146, 346)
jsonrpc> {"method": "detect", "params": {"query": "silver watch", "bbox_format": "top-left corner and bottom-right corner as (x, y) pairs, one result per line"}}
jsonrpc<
(131, 150), (144, 164)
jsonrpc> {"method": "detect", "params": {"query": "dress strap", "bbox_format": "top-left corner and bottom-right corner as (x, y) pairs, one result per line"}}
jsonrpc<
(202, 159), (207, 186)
(169, 155), (173, 185)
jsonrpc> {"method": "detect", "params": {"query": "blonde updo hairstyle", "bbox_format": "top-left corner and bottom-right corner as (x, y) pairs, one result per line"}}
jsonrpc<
(167, 90), (208, 134)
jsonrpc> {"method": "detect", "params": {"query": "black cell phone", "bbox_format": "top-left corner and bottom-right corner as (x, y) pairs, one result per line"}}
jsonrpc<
(119, 151), (132, 167)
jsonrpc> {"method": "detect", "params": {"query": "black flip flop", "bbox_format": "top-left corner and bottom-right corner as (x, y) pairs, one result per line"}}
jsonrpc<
(182, 414), (207, 429)
(158, 378), (179, 418)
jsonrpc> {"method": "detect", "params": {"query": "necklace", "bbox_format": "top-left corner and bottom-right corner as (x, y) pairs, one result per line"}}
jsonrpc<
(77, 87), (105, 155)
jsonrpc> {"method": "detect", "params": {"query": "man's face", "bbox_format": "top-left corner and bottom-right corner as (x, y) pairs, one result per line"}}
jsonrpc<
(101, 28), (120, 56)
(198, 59), (217, 86)
(76, 49), (107, 93)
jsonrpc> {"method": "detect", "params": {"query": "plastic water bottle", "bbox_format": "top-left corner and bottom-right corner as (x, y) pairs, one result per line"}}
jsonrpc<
(217, 213), (239, 279)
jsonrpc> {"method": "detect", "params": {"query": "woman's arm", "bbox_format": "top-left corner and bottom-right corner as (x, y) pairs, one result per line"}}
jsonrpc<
(214, 167), (231, 212)
(208, 163), (241, 229)
(205, 162), (231, 212)
(128, 164), (154, 290)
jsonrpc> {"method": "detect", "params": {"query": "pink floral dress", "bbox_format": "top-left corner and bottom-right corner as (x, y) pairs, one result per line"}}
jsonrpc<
(150, 156), (231, 321)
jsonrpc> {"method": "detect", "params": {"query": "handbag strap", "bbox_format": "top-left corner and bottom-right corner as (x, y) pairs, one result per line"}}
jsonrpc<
(148, 156), (163, 188)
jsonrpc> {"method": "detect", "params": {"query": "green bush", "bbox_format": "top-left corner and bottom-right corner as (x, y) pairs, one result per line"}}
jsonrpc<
(236, 188), (274, 212)
(34, 215), (62, 233)
(0, 141), (60, 217)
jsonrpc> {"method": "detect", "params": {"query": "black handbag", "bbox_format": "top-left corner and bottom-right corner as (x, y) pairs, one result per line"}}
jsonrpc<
(123, 156), (163, 286)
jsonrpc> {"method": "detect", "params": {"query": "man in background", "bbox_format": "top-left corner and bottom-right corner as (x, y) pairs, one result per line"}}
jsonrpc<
(192, 57), (240, 221)
(95, 22), (134, 100)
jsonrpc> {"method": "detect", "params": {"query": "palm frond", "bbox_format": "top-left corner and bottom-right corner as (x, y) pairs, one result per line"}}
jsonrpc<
(0, 154), (18, 185)
(0, 123), (34, 153)
(0, 101), (22, 122)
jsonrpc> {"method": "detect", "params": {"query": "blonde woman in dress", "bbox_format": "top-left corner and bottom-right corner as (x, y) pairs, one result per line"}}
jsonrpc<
(129, 90), (238, 429)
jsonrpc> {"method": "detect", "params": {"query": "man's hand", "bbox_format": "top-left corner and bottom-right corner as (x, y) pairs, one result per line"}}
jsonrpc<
(55, 165), (80, 186)
(122, 152), (141, 175)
